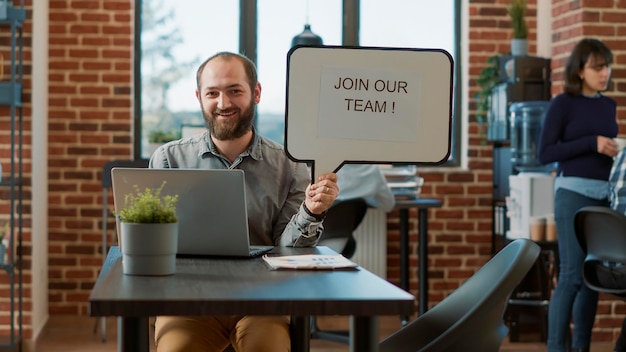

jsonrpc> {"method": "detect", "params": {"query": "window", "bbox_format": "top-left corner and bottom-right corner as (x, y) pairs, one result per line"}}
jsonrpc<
(136, 0), (461, 165)
(256, 0), (342, 144)
(137, 0), (239, 159)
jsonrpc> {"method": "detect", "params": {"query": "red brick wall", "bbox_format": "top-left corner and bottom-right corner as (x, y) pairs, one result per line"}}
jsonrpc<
(46, 0), (135, 322)
(1, 0), (626, 344)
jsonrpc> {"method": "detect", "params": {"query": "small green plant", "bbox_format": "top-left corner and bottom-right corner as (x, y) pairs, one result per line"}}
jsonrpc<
(148, 129), (181, 144)
(475, 55), (501, 126)
(118, 181), (178, 224)
(508, 0), (528, 39)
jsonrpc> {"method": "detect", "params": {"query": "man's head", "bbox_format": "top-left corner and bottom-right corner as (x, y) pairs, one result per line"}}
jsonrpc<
(195, 52), (261, 141)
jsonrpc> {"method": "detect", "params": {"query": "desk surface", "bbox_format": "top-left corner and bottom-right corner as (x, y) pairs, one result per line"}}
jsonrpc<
(89, 246), (416, 318)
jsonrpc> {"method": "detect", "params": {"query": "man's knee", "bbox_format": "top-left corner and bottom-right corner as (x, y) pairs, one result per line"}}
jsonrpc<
(233, 316), (291, 352)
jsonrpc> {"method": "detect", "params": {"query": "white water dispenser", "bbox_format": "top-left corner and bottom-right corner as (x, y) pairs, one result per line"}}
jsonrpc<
(507, 172), (554, 239)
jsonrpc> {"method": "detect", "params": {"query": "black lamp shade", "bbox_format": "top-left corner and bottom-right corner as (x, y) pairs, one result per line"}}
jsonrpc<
(291, 24), (323, 47)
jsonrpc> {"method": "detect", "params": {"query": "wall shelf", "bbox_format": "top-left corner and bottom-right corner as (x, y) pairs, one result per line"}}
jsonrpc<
(0, 2), (25, 352)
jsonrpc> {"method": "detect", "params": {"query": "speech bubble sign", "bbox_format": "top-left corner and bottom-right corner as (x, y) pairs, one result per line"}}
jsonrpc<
(284, 46), (453, 181)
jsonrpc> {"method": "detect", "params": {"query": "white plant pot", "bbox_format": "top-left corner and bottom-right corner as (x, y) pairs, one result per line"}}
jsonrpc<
(121, 222), (178, 276)
(511, 39), (529, 57)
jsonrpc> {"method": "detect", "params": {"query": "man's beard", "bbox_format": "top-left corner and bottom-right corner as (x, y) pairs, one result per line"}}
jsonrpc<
(202, 100), (255, 141)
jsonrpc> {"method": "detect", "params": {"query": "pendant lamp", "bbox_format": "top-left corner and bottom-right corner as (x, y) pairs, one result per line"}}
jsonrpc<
(291, 24), (323, 47)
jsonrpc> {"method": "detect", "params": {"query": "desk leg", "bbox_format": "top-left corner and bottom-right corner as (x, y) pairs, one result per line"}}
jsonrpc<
(418, 208), (429, 315)
(350, 316), (378, 352)
(399, 209), (410, 325)
(290, 315), (310, 352)
(117, 316), (149, 352)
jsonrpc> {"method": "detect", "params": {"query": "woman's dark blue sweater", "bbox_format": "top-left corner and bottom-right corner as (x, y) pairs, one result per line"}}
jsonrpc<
(538, 93), (617, 181)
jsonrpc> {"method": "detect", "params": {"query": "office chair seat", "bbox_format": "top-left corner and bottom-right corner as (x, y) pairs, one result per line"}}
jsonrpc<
(379, 239), (540, 352)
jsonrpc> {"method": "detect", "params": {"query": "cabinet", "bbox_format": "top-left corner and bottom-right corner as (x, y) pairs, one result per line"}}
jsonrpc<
(0, 3), (26, 351)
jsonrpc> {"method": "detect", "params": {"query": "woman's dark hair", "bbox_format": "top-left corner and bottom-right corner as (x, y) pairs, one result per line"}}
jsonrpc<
(196, 52), (258, 92)
(564, 38), (613, 95)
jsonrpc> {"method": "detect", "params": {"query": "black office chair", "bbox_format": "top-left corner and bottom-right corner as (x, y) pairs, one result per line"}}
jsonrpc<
(94, 159), (149, 341)
(574, 206), (626, 351)
(316, 198), (368, 258)
(575, 206), (626, 297)
(310, 198), (368, 344)
(379, 238), (540, 352)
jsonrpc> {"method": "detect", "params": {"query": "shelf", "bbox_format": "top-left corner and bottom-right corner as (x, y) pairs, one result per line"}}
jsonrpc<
(0, 82), (22, 106)
(0, 178), (23, 187)
(0, 2), (24, 350)
(0, 335), (22, 351)
(0, 5), (26, 26)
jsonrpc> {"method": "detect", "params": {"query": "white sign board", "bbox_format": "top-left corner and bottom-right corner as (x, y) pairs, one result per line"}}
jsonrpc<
(284, 46), (453, 180)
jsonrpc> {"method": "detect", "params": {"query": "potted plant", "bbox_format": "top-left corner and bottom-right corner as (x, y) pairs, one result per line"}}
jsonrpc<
(475, 55), (501, 139)
(508, 0), (529, 56)
(118, 181), (179, 276)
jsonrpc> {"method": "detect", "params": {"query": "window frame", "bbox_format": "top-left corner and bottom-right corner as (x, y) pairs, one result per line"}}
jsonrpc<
(134, 0), (462, 167)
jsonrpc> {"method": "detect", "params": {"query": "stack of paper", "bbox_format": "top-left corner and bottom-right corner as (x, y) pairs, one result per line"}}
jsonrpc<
(262, 254), (359, 270)
(379, 165), (423, 201)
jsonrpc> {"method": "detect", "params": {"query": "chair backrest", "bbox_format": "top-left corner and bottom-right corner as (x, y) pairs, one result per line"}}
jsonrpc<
(102, 159), (149, 248)
(102, 159), (149, 188)
(574, 206), (626, 296)
(317, 198), (368, 258)
(379, 238), (540, 352)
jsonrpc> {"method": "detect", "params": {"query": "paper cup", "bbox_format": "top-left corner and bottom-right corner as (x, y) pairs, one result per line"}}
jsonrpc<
(529, 216), (546, 242)
(615, 138), (626, 151)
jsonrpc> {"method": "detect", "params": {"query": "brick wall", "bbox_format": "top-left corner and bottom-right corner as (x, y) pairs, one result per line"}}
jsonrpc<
(1, 0), (626, 344)
(46, 0), (134, 323)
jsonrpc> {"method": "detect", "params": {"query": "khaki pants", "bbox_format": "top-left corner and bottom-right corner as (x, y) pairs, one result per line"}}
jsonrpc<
(154, 315), (290, 352)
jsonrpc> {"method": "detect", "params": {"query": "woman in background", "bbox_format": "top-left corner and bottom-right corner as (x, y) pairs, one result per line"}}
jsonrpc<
(538, 38), (618, 352)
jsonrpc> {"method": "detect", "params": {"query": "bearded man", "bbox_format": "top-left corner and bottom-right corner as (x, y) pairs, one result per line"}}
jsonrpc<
(149, 52), (339, 352)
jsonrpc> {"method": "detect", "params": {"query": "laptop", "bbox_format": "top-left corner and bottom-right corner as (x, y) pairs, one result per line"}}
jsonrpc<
(111, 167), (274, 257)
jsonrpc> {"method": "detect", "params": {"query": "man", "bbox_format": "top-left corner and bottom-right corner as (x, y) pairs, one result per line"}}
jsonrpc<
(149, 51), (339, 352)
(607, 144), (626, 352)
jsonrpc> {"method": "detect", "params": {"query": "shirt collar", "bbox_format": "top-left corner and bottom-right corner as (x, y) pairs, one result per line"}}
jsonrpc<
(202, 127), (263, 161)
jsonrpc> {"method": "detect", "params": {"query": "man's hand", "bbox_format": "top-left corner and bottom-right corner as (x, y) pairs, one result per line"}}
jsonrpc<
(305, 172), (339, 216)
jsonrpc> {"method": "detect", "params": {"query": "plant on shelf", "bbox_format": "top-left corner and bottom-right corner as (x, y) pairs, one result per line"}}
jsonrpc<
(508, 0), (528, 39)
(508, 0), (529, 56)
(474, 55), (501, 134)
(118, 181), (179, 276)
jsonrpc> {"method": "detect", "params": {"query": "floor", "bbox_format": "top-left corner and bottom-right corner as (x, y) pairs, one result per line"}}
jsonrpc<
(27, 315), (616, 351)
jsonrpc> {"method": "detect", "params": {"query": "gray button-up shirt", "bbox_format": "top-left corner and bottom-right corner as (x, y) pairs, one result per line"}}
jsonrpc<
(149, 130), (322, 247)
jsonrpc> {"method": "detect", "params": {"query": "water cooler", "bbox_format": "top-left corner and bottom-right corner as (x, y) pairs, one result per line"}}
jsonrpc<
(490, 56), (551, 253)
(502, 100), (558, 343)
(506, 101), (555, 240)
(507, 173), (554, 239)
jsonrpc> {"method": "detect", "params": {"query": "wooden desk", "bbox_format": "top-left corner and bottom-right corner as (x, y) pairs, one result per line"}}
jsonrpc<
(394, 198), (443, 320)
(89, 246), (415, 352)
